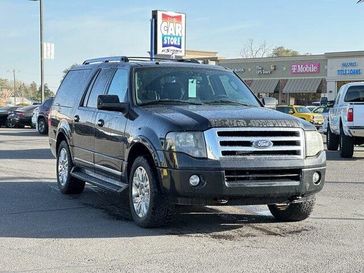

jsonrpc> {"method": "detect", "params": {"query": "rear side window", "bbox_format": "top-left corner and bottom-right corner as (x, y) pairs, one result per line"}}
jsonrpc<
(107, 69), (128, 102)
(54, 69), (91, 107)
(86, 69), (115, 108)
(344, 86), (364, 102)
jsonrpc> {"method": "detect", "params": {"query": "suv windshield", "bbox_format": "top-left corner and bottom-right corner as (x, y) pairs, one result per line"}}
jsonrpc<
(134, 67), (260, 107)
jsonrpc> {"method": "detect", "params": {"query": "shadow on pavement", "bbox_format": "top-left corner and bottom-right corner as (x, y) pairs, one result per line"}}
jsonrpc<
(325, 150), (364, 161)
(0, 180), (277, 239)
(0, 148), (53, 159)
(0, 129), (40, 137)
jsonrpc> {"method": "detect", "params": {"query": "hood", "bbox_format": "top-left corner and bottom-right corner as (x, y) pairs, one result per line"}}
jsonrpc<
(143, 104), (315, 131)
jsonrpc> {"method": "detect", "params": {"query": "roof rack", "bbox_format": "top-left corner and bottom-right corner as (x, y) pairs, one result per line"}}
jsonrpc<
(82, 56), (129, 65)
(82, 56), (201, 65)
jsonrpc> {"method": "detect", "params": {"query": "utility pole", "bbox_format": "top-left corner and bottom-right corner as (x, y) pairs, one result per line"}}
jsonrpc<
(30, 0), (44, 103)
(13, 69), (16, 106)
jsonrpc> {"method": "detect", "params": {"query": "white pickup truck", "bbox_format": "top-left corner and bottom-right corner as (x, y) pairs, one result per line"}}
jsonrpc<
(327, 82), (364, 158)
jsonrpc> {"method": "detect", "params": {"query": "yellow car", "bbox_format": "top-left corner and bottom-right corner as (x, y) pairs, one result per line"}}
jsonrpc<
(276, 105), (324, 127)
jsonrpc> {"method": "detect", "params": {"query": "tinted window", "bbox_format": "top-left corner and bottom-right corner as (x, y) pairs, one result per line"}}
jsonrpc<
(344, 86), (364, 102)
(107, 69), (128, 102)
(86, 69), (115, 108)
(54, 69), (91, 107)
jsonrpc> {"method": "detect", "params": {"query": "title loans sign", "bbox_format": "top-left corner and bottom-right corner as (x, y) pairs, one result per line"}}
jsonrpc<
(291, 62), (320, 74)
(152, 10), (186, 56)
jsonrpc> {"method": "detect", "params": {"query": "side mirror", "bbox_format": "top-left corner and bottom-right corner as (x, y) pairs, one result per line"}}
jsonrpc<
(97, 95), (129, 114)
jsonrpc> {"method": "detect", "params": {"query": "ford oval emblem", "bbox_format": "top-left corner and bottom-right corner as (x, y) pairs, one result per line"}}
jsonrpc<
(252, 139), (273, 149)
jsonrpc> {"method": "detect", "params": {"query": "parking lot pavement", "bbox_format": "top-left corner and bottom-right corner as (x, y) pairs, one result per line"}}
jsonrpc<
(0, 128), (363, 273)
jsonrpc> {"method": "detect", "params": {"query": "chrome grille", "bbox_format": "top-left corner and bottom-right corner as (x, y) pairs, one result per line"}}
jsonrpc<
(204, 127), (304, 159)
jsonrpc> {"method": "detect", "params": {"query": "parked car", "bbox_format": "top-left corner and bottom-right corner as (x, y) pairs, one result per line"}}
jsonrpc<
(35, 97), (54, 134)
(31, 106), (39, 129)
(0, 106), (18, 127)
(6, 105), (38, 128)
(327, 82), (364, 158)
(276, 105), (324, 129)
(312, 106), (330, 133)
(49, 56), (325, 228)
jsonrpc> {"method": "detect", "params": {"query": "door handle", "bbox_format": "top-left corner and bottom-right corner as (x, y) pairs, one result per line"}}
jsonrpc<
(97, 119), (104, 127)
(74, 115), (80, 122)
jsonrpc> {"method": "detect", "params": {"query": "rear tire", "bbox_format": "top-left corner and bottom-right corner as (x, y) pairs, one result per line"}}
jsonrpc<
(57, 141), (85, 194)
(129, 156), (173, 228)
(6, 120), (15, 128)
(340, 126), (354, 158)
(326, 124), (339, 151)
(37, 117), (48, 134)
(268, 197), (315, 222)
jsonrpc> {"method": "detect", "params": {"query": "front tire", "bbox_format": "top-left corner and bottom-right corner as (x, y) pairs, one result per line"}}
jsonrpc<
(57, 141), (85, 194)
(129, 156), (173, 228)
(326, 124), (339, 151)
(37, 117), (47, 134)
(268, 198), (315, 222)
(340, 126), (354, 158)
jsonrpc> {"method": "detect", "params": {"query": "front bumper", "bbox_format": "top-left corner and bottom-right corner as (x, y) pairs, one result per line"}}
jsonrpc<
(158, 151), (326, 205)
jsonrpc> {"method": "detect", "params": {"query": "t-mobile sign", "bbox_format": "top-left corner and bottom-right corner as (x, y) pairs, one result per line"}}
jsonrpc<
(291, 62), (320, 74)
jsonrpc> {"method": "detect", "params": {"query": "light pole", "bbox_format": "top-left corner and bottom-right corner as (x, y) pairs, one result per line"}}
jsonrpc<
(30, 0), (44, 103)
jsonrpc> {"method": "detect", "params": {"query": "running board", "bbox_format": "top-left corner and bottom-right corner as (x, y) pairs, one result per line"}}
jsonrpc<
(70, 169), (128, 193)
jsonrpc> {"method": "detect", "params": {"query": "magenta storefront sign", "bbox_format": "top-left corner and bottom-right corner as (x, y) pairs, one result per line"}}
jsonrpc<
(290, 62), (321, 74)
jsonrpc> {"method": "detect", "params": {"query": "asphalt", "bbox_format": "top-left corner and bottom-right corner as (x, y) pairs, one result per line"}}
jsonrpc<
(0, 128), (363, 273)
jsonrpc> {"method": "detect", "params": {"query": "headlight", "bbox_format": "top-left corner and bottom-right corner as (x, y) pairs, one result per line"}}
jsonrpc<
(305, 131), (324, 157)
(165, 131), (207, 158)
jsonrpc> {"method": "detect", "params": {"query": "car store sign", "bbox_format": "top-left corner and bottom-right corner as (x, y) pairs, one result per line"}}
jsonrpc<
(291, 62), (320, 74)
(152, 10), (186, 57)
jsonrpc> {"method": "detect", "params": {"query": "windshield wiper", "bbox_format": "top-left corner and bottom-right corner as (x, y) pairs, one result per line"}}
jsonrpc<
(139, 99), (203, 106)
(204, 99), (253, 107)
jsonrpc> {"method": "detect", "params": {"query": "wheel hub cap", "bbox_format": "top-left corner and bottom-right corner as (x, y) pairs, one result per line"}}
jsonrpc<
(132, 166), (151, 218)
(58, 148), (69, 186)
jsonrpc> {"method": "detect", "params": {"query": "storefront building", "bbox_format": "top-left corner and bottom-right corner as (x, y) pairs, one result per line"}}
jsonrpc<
(326, 51), (364, 101)
(217, 50), (364, 105)
(218, 55), (327, 105)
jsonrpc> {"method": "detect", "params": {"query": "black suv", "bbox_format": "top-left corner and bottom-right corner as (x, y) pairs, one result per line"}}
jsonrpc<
(49, 56), (326, 227)
(36, 97), (54, 134)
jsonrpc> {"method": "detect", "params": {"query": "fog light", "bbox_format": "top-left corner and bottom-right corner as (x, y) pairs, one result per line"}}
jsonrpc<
(189, 175), (200, 186)
(313, 172), (321, 185)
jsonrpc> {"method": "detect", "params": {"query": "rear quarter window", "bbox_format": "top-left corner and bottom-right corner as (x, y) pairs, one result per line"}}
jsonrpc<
(54, 69), (92, 107)
(344, 86), (364, 102)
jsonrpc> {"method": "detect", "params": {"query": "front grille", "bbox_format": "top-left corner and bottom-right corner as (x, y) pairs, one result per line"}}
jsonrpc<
(225, 169), (301, 187)
(207, 127), (304, 158)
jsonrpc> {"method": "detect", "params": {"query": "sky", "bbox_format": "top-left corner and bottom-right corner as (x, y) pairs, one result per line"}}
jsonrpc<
(0, 0), (364, 91)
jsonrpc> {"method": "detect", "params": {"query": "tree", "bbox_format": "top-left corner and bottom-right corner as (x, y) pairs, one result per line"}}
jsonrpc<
(271, 46), (299, 57)
(31, 83), (54, 102)
(240, 39), (270, 58)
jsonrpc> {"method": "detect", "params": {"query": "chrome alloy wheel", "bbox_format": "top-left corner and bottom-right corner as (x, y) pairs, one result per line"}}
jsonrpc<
(58, 147), (69, 186)
(132, 166), (151, 218)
